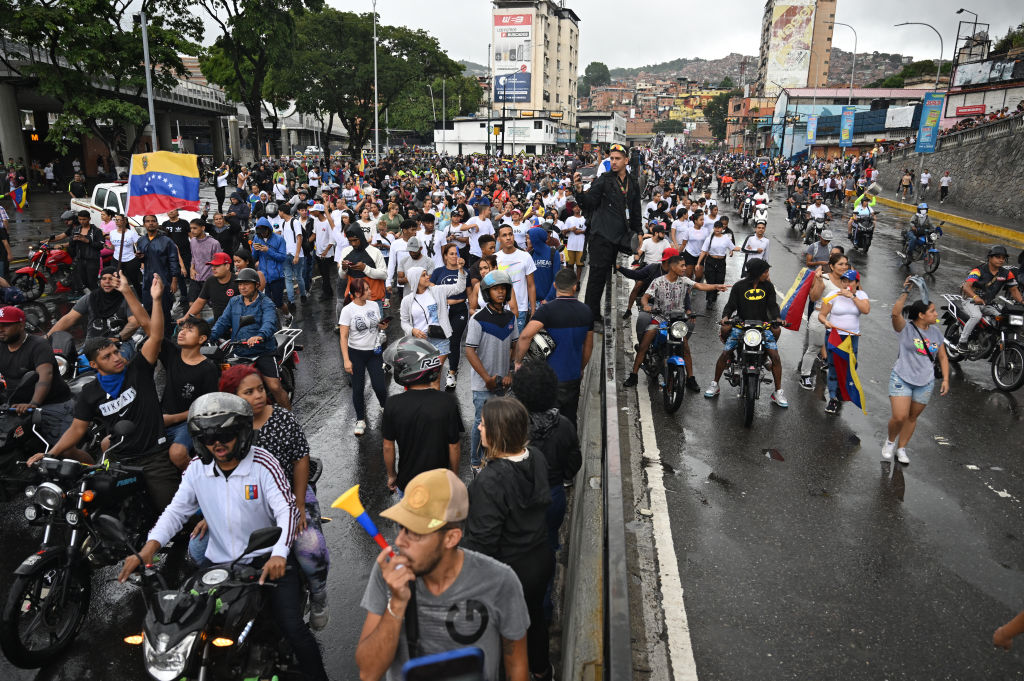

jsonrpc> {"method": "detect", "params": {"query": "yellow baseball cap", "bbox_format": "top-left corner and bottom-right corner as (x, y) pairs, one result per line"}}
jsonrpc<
(380, 469), (468, 535)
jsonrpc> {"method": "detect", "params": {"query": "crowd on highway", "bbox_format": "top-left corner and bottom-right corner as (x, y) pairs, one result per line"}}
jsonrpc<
(0, 139), (1022, 680)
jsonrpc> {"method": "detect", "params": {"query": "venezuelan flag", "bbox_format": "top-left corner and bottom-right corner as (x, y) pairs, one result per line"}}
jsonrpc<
(359, 150), (366, 174)
(827, 328), (866, 413)
(10, 183), (27, 212)
(779, 267), (815, 331)
(126, 151), (200, 216)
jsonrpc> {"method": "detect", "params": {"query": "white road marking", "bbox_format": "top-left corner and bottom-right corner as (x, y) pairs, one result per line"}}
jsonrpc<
(636, 379), (700, 681)
(985, 483), (1017, 502)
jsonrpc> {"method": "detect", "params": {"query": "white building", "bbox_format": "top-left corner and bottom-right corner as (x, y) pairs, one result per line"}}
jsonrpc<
(435, 114), (568, 156)
(577, 111), (626, 145)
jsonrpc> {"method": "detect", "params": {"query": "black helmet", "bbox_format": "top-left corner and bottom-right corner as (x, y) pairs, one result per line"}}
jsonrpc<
(524, 329), (557, 363)
(236, 267), (260, 284)
(187, 392), (255, 464)
(383, 336), (442, 387)
(480, 270), (513, 305)
(60, 210), (76, 222)
(987, 245), (1008, 258)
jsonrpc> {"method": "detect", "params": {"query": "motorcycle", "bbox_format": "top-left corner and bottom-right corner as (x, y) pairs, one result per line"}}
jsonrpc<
(11, 240), (74, 301)
(0, 422), (178, 668)
(719, 183), (732, 202)
(789, 202), (809, 232)
(0, 372), (49, 501)
(897, 224), (943, 274)
(804, 216), (828, 245)
(753, 201), (769, 225)
(850, 216), (875, 253)
(638, 312), (696, 414)
(202, 318), (302, 402)
(740, 192), (755, 226)
(722, 320), (783, 427)
(941, 294), (1024, 392)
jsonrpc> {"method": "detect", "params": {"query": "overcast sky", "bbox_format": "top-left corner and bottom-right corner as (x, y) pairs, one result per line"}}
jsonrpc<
(326, 0), (1021, 69)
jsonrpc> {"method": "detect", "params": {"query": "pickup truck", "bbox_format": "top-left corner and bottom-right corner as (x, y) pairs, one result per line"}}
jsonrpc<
(70, 182), (201, 229)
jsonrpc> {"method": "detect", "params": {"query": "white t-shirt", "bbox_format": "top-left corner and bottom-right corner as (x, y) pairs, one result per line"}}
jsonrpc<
(357, 219), (376, 242)
(465, 216), (494, 257)
(639, 237), (670, 263)
(496, 248), (536, 314)
(939, 175), (952, 187)
(919, 172), (931, 186)
(109, 229), (140, 263)
(415, 229), (445, 269)
(409, 291), (440, 332)
(273, 183), (287, 201)
(701, 234), (736, 257)
(313, 218), (333, 257)
(740, 234), (770, 263)
(682, 224), (711, 257)
(281, 218), (304, 258)
(308, 169), (319, 188)
(510, 222), (530, 250)
(824, 290), (869, 334)
(216, 169), (229, 188)
(807, 204), (830, 220)
(562, 216), (586, 251)
(338, 301), (382, 351)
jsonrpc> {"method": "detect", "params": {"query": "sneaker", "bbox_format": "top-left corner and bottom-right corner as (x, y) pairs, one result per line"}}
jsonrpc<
(896, 448), (910, 465)
(704, 381), (720, 398)
(685, 375), (701, 392)
(472, 464), (482, 477)
(300, 294), (308, 303)
(309, 600), (329, 631)
(881, 440), (896, 461)
(799, 375), (814, 390)
(771, 389), (789, 408)
(354, 420), (366, 436)
(824, 398), (839, 414)
(956, 340), (970, 353)
(623, 373), (638, 388)
(445, 371), (456, 389)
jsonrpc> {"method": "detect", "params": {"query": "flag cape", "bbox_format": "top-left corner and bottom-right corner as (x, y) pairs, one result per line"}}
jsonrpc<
(827, 328), (866, 412)
(779, 267), (815, 331)
(11, 183), (27, 212)
(126, 151), (200, 216)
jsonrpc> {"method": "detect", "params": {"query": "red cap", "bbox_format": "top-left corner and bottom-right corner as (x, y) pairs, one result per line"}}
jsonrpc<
(660, 247), (680, 262)
(0, 306), (26, 323)
(207, 252), (233, 266)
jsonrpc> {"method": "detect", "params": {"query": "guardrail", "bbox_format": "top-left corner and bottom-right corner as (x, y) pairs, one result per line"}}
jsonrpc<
(879, 114), (1024, 161)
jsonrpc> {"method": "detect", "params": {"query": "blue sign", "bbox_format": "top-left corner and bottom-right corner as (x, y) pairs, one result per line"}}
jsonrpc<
(806, 115), (818, 144)
(914, 91), (946, 154)
(494, 72), (532, 103)
(839, 106), (856, 148)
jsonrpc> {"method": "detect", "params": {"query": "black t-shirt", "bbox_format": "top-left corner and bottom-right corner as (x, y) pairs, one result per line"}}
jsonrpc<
(0, 227), (9, 261)
(0, 335), (71, 404)
(380, 388), (463, 491)
(162, 219), (192, 266)
(159, 340), (220, 415)
(69, 180), (87, 198)
(199, 276), (240, 319)
(74, 353), (166, 456)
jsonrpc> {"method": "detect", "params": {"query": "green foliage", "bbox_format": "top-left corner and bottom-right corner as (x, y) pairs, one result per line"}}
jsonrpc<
(719, 76), (735, 89)
(866, 60), (952, 88)
(386, 75), (482, 137)
(653, 119), (684, 133)
(584, 62), (611, 87)
(0, 0), (201, 162)
(992, 22), (1024, 54)
(703, 88), (742, 141)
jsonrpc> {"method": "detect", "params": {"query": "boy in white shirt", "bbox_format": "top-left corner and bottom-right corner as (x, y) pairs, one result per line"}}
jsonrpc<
(740, 220), (771, 277)
(464, 205), (494, 260)
(561, 204), (586, 280)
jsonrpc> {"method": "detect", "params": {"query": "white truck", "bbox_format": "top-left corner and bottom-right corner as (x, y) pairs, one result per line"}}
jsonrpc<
(70, 181), (201, 229)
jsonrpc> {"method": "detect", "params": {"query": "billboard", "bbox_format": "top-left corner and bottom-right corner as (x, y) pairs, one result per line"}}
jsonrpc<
(493, 12), (533, 104)
(915, 92), (946, 154)
(839, 105), (856, 147)
(806, 115), (818, 143)
(765, 0), (816, 95)
(953, 59), (1024, 88)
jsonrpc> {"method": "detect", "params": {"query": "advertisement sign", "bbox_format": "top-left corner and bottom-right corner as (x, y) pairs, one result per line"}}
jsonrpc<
(953, 59), (1024, 87)
(915, 92), (946, 154)
(955, 104), (987, 116)
(493, 13), (533, 104)
(884, 105), (916, 129)
(839, 106), (856, 147)
(806, 114), (818, 143)
(765, 0), (816, 95)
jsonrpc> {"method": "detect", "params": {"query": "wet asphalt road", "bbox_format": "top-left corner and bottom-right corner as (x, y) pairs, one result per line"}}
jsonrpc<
(620, 192), (1024, 679)
(0, 188), (482, 680)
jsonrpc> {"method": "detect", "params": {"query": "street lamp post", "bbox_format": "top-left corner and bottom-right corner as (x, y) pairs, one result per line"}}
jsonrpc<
(895, 21), (945, 191)
(832, 22), (858, 105)
(372, 0), (380, 163)
(956, 8), (979, 51)
(134, 12), (158, 152)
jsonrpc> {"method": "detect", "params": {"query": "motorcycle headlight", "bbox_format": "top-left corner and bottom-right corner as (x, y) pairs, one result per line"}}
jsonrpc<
(742, 329), (763, 347)
(1009, 315), (1024, 326)
(28, 249), (35, 258)
(144, 631), (197, 681)
(928, 232), (939, 242)
(669, 321), (688, 339)
(34, 482), (64, 512)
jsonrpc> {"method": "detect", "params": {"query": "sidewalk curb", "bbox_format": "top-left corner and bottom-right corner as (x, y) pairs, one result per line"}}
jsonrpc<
(874, 195), (1024, 248)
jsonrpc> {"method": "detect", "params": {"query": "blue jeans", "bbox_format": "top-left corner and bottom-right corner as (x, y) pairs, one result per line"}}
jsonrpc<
(302, 253), (314, 291)
(827, 334), (859, 400)
(516, 310), (529, 333)
(283, 258), (306, 302)
(472, 390), (498, 467)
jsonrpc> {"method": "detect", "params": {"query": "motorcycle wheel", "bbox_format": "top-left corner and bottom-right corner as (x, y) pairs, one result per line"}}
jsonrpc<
(923, 250), (940, 274)
(280, 363), (296, 403)
(51, 268), (74, 295)
(662, 366), (685, 414)
(991, 342), (1024, 392)
(11, 273), (44, 301)
(742, 374), (756, 428)
(0, 564), (92, 668)
(943, 323), (964, 363)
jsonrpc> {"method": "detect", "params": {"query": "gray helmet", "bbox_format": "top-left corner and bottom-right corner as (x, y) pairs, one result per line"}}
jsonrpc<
(524, 329), (557, 363)
(480, 270), (513, 305)
(60, 210), (76, 222)
(236, 267), (260, 284)
(266, 202), (279, 215)
(187, 392), (255, 464)
(383, 336), (442, 387)
(987, 244), (1008, 258)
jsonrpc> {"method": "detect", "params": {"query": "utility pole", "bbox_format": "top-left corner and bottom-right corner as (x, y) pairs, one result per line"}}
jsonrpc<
(501, 80), (507, 155)
(442, 77), (446, 154)
(487, 42), (492, 155)
(372, 0), (380, 163)
(135, 12), (158, 152)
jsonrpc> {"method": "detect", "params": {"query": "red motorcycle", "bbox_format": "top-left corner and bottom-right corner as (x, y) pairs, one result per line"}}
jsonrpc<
(11, 239), (74, 300)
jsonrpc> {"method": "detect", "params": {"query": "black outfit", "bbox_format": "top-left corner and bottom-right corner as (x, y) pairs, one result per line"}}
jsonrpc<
(198, 276), (240, 320)
(722, 277), (781, 321)
(462, 446), (553, 677)
(68, 180), (87, 198)
(575, 170), (642, 319)
(74, 352), (179, 511)
(159, 340), (220, 417)
(137, 232), (181, 336)
(430, 266), (469, 374)
(348, 348), (388, 421)
(162, 219), (192, 302)
(379, 388), (462, 491)
(0, 335), (71, 405)
(210, 222), (241, 257)
(527, 408), (581, 551)
(0, 226), (10, 280)
(67, 225), (105, 293)
(71, 289), (131, 338)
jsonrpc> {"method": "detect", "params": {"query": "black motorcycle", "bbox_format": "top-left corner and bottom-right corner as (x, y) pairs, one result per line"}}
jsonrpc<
(0, 372), (50, 501)
(941, 293), (1024, 392)
(850, 215), (875, 253)
(722, 320), (783, 427)
(789, 202), (809, 233)
(0, 422), (175, 668)
(638, 312), (696, 414)
(202, 316), (303, 402)
(804, 216), (828, 245)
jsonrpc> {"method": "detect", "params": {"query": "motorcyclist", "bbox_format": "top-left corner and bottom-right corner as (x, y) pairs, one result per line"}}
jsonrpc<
(704, 258), (788, 407)
(752, 186), (770, 208)
(847, 196), (876, 239)
(900, 203), (933, 257)
(806, 193), (831, 224)
(957, 245), (1023, 351)
(787, 186), (808, 221)
(117, 392), (328, 681)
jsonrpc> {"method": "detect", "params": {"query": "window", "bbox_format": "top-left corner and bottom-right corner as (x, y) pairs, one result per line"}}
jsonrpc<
(94, 187), (108, 208)
(534, 121), (543, 129)
(525, 145), (537, 154)
(480, 123), (486, 128)
(106, 190), (123, 212)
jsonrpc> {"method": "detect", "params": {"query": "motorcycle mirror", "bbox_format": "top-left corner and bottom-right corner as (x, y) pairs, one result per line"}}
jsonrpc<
(242, 526), (282, 557)
(95, 514), (130, 544)
(239, 315), (257, 326)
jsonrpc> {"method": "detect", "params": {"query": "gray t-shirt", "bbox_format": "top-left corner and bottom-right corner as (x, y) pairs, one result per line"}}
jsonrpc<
(72, 292), (131, 338)
(465, 307), (519, 392)
(398, 253), (435, 298)
(893, 322), (942, 386)
(805, 241), (830, 264)
(360, 549), (530, 681)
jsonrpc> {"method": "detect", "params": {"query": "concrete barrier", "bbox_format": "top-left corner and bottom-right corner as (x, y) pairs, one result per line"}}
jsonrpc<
(873, 194), (1024, 248)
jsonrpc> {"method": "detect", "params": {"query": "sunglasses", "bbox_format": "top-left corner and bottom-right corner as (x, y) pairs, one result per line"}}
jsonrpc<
(195, 431), (239, 446)
(609, 144), (627, 154)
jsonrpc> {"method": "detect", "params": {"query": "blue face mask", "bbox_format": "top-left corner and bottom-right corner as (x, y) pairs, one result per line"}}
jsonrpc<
(97, 369), (126, 398)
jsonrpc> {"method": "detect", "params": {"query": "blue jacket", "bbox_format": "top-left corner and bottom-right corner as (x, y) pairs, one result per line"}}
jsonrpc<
(252, 232), (287, 283)
(210, 292), (278, 358)
(137, 231), (181, 286)
(528, 226), (561, 303)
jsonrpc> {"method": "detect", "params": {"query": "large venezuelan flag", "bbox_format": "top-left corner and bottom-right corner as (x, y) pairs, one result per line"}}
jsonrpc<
(126, 151), (200, 216)
(779, 267), (815, 331)
(827, 328), (866, 413)
(10, 184), (27, 212)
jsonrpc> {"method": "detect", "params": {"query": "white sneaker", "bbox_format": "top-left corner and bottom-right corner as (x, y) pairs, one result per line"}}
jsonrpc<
(704, 381), (720, 398)
(896, 448), (910, 465)
(881, 440), (896, 461)
(354, 420), (366, 436)
(770, 389), (789, 408)
(445, 371), (456, 389)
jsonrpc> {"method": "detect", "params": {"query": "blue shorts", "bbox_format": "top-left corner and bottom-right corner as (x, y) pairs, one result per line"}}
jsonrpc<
(888, 369), (934, 405)
(723, 327), (778, 352)
(428, 336), (451, 356)
(165, 421), (191, 449)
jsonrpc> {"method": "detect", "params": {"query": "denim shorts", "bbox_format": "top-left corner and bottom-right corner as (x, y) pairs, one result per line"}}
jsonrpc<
(165, 421), (191, 449)
(428, 336), (451, 356)
(888, 369), (934, 405)
(723, 326), (778, 352)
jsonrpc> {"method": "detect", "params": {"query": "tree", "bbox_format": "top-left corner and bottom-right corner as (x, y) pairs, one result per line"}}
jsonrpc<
(720, 76), (736, 89)
(704, 88), (742, 140)
(387, 75), (482, 137)
(584, 62), (611, 88)
(992, 22), (1024, 54)
(653, 119), (685, 133)
(0, 0), (202, 165)
(866, 59), (952, 88)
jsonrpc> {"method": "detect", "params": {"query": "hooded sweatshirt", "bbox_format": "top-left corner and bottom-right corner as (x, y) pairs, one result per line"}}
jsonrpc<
(527, 226), (561, 303)
(462, 444), (552, 566)
(335, 225), (387, 300)
(528, 408), (582, 487)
